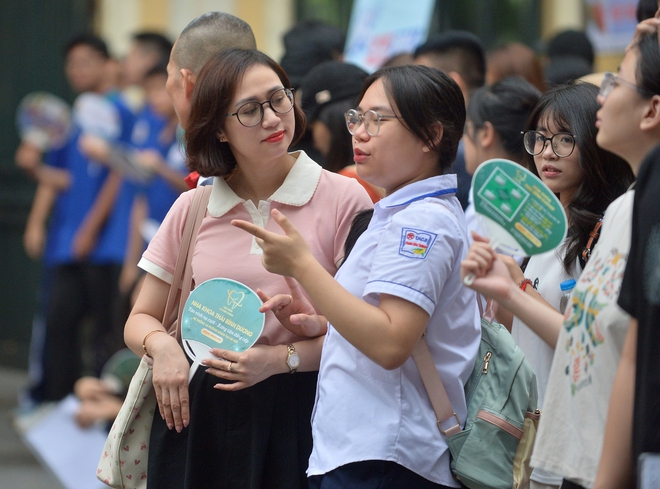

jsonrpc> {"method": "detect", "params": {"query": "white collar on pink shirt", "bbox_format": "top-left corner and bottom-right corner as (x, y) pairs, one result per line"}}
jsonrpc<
(207, 151), (323, 218)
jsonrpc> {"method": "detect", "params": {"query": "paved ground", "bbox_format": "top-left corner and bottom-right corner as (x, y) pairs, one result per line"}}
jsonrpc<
(0, 367), (64, 489)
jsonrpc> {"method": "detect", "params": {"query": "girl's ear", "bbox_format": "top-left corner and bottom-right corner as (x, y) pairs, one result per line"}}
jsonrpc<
(216, 131), (227, 143)
(479, 121), (496, 149)
(640, 94), (660, 132)
(422, 123), (444, 153)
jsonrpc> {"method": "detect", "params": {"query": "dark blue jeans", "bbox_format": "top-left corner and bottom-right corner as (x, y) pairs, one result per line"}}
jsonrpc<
(309, 460), (456, 489)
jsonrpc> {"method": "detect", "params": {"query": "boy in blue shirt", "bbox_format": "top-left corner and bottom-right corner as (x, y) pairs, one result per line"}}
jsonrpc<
(24, 33), (136, 402)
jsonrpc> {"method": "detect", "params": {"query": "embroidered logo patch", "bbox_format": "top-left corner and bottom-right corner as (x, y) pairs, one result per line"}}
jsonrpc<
(399, 228), (437, 259)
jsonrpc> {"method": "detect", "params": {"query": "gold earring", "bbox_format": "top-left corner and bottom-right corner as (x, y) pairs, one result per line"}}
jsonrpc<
(219, 136), (225, 142)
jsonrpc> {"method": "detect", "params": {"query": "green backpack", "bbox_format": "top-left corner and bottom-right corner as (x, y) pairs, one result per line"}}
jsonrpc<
(413, 315), (539, 489)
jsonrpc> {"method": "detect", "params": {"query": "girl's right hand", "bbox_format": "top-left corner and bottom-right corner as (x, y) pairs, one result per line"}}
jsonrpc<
(257, 276), (327, 338)
(461, 232), (517, 301)
(149, 335), (191, 432)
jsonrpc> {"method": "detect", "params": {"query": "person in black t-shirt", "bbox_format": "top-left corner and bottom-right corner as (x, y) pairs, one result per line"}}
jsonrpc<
(618, 143), (660, 456)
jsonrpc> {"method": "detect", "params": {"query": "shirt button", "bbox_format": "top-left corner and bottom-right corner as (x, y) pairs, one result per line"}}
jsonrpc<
(259, 203), (269, 212)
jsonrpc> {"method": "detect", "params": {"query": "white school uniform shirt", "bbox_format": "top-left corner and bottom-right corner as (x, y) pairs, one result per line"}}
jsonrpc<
(511, 238), (577, 487)
(307, 174), (481, 486)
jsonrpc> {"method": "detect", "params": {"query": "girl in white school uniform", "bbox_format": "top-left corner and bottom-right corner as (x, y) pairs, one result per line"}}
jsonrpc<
(233, 65), (481, 488)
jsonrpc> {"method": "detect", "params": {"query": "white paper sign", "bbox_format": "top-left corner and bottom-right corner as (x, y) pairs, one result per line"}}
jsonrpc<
(21, 395), (108, 489)
(344, 0), (435, 73)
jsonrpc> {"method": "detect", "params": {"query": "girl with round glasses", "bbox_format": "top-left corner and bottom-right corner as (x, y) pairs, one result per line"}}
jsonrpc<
(123, 48), (372, 489)
(459, 29), (660, 487)
(488, 78), (634, 489)
(233, 65), (481, 488)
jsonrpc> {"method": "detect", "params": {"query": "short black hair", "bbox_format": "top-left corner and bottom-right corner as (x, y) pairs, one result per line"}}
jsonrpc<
(467, 76), (542, 161)
(63, 33), (110, 59)
(414, 31), (486, 91)
(280, 20), (346, 87)
(546, 30), (594, 67)
(359, 65), (465, 173)
(636, 0), (659, 21)
(133, 32), (173, 66)
(544, 55), (593, 87)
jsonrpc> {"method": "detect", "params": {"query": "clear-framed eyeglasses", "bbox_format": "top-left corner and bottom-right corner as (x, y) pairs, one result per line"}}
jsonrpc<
(227, 88), (294, 127)
(599, 71), (652, 100)
(344, 109), (400, 137)
(522, 130), (576, 158)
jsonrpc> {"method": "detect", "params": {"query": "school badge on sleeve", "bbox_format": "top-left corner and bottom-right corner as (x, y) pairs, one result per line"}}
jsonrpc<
(399, 228), (437, 259)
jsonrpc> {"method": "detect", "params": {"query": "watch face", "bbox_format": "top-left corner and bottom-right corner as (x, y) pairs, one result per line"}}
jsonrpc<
(288, 353), (301, 369)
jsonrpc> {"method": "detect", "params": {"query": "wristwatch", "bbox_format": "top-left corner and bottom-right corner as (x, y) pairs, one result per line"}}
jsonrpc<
(285, 343), (300, 373)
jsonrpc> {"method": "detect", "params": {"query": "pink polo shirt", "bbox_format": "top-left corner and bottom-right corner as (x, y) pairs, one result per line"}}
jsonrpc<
(139, 151), (372, 346)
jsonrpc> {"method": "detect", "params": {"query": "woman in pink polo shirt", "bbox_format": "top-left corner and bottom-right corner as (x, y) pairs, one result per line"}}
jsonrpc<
(123, 48), (372, 489)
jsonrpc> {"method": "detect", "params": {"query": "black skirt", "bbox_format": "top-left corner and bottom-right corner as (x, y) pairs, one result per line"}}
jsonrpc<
(147, 366), (318, 489)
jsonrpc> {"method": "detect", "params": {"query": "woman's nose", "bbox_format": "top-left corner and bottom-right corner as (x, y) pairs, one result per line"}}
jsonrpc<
(353, 120), (370, 141)
(261, 105), (280, 127)
(541, 139), (558, 159)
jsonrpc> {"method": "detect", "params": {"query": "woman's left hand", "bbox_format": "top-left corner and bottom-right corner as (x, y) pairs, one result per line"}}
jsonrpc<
(231, 209), (314, 278)
(202, 344), (286, 391)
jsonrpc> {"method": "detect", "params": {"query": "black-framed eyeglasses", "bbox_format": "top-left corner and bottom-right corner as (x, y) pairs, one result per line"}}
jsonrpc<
(599, 71), (651, 100)
(522, 130), (576, 158)
(344, 109), (400, 137)
(227, 88), (294, 127)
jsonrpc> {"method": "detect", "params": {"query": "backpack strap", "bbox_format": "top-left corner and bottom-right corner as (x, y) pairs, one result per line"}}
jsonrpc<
(409, 188), (468, 437)
(412, 337), (462, 437)
(581, 217), (603, 263)
(162, 185), (213, 341)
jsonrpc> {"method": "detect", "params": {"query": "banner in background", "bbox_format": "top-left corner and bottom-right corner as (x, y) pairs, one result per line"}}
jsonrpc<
(586, 0), (638, 53)
(344, 0), (435, 73)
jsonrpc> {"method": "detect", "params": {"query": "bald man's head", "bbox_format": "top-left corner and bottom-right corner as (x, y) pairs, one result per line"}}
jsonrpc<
(167, 12), (256, 128)
(172, 12), (256, 75)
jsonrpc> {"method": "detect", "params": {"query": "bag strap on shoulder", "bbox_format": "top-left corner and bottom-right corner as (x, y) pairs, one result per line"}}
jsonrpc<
(412, 337), (462, 437)
(581, 217), (603, 263)
(162, 185), (213, 340)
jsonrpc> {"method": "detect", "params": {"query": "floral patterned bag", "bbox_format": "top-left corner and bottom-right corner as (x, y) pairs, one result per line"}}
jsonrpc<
(96, 186), (211, 488)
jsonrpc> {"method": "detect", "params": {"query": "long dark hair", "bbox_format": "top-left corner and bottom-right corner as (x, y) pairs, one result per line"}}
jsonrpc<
(185, 49), (306, 177)
(359, 65), (465, 173)
(524, 82), (634, 274)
